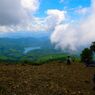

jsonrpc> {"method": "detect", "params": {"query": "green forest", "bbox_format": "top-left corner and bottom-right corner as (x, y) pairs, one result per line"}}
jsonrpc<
(0, 37), (74, 64)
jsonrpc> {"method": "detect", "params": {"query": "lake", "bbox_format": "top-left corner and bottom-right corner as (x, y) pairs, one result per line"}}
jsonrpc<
(24, 47), (41, 54)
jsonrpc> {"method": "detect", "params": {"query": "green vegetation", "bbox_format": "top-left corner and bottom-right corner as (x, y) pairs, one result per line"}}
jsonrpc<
(36, 54), (68, 63)
(80, 48), (93, 63)
(0, 37), (68, 64)
(80, 41), (95, 65)
(0, 37), (80, 64)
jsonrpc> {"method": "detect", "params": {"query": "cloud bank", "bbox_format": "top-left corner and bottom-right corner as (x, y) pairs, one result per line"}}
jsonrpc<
(51, 0), (95, 52)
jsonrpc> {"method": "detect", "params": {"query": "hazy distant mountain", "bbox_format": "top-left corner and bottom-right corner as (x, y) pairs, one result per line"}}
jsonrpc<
(0, 36), (63, 62)
(0, 31), (51, 38)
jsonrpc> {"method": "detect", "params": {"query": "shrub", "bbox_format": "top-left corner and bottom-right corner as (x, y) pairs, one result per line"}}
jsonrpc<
(80, 48), (93, 63)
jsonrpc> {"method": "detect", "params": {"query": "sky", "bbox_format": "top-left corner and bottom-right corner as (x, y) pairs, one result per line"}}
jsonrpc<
(0, 0), (95, 51)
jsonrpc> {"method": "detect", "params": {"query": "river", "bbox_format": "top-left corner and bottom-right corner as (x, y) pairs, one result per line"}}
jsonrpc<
(24, 47), (41, 54)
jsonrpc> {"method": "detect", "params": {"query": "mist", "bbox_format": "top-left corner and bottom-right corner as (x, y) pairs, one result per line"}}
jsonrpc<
(50, 0), (95, 52)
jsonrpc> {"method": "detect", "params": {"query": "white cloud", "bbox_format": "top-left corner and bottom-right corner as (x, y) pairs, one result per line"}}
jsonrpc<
(0, 0), (39, 32)
(43, 9), (66, 31)
(76, 7), (89, 15)
(51, 24), (79, 51)
(0, 1), (66, 33)
(51, 0), (95, 52)
(47, 10), (66, 25)
(21, 0), (39, 12)
(18, 9), (66, 32)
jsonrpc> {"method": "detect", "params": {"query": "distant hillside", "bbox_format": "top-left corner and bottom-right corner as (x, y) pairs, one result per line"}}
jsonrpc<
(0, 37), (64, 62)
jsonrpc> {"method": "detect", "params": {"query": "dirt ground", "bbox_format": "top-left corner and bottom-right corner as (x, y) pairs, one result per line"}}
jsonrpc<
(0, 62), (95, 95)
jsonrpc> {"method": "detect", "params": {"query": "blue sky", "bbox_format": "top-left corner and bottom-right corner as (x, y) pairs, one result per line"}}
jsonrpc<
(36, 0), (91, 17)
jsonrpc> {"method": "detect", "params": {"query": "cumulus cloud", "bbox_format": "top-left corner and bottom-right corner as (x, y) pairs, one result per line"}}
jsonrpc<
(0, 1), (66, 32)
(21, 0), (39, 12)
(0, 0), (66, 33)
(0, 0), (39, 31)
(51, 24), (79, 51)
(0, 0), (25, 26)
(43, 9), (66, 31)
(51, 0), (95, 52)
(20, 9), (66, 32)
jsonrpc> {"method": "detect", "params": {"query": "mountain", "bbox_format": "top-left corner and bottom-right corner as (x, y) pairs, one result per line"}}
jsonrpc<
(0, 37), (63, 62)
(0, 31), (51, 38)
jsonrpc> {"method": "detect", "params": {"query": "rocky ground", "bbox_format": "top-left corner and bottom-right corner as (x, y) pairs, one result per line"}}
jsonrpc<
(0, 62), (95, 95)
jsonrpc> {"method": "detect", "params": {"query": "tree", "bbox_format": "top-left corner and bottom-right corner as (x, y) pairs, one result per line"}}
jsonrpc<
(80, 42), (95, 66)
(80, 48), (93, 64)
(90, 42), (95, 52)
